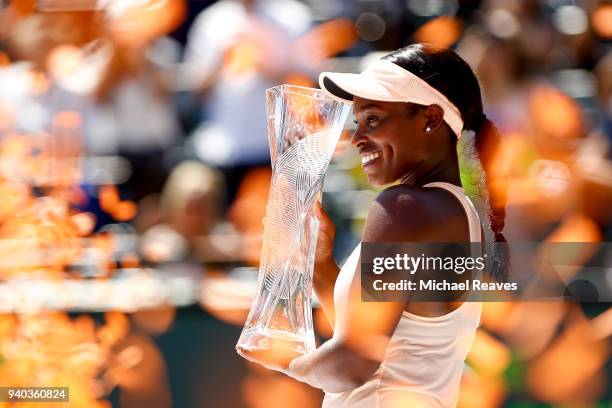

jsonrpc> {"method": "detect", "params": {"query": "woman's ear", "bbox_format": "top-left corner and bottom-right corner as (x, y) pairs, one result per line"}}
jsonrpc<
(424, 104), (445, 133)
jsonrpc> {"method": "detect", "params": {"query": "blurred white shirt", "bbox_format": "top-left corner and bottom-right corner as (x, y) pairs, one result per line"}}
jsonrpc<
(184, 0), (311, 167)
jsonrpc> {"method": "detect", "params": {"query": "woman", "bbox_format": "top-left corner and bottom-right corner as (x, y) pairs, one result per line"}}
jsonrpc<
(247, 43), (507, 407)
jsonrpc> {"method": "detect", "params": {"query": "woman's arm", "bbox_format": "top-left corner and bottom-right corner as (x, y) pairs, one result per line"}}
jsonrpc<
(287, 273), (406, 393)
(313, 259), (339, 327)
(286, 192), (427, 392)
(287, 336), (379, 392)
(312, 203), (339, 326)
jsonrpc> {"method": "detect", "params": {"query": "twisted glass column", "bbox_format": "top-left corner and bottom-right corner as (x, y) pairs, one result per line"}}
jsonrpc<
(236, 85), (350, 358)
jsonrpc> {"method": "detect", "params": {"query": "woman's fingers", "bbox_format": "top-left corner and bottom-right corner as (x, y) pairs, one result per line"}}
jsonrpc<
(316, 202), (335, 234)
(315, 201), (336, 266)
(316, 200), (327, 212)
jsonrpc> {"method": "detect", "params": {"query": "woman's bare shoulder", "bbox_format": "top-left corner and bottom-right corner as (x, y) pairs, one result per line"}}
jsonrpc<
(362, 185), (460, 242)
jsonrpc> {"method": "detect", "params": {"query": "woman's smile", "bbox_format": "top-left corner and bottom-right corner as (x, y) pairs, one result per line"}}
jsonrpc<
(360, 150), (382, 167)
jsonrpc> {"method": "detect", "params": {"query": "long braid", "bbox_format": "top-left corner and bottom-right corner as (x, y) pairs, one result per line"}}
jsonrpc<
(472, 113), (509, 281)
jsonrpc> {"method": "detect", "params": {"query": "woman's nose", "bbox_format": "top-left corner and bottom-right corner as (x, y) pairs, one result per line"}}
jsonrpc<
(351, 127), (367, 148)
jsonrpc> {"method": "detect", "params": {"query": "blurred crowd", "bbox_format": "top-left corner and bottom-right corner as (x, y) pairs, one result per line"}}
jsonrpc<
(0, 0), (611, 407)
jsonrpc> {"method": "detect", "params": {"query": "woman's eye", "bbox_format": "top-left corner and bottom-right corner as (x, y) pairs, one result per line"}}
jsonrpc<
(353, 115), (382, 128)
(367, 116), (381, 127)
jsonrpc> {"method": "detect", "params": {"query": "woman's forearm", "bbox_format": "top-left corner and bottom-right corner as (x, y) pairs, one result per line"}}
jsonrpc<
(313, 260), (339, 327)
(287, 338), (378, 393)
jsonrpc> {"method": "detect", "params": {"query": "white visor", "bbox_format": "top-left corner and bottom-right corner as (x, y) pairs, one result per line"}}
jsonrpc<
(319, 59), (464, 138)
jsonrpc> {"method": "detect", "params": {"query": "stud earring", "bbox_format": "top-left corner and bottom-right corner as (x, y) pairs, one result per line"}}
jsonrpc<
(425, 127), (431, 133)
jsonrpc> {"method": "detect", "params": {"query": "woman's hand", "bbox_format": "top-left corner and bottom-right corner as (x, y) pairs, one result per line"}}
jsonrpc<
(237, 346), (303, 374)
(313, 201), (339, 326)
(314, 201), (336, 267)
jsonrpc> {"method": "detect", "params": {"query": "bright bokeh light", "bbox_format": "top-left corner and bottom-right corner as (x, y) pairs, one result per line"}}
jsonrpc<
(553, 5), (588, 36)
(591, 4), (612, 38)
(414, 16), (462, 48)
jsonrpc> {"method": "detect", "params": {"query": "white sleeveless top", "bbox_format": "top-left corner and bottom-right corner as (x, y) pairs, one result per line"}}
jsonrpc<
(322, 182), (482, 408)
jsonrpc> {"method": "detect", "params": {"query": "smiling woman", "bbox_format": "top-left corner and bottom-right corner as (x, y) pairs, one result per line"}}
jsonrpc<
(246, 43), (509, 408)
(351, 97), (460, 188)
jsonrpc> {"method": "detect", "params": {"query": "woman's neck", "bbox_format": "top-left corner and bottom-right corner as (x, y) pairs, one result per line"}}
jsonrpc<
(398, 155), (462, 188)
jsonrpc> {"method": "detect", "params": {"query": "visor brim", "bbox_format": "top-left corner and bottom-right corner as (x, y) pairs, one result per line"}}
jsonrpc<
(319, 72), (399, 104)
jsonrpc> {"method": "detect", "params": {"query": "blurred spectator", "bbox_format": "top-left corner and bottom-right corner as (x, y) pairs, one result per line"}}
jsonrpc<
(140, 160), (243, 264)
(182, 0), (311, 200)
(88, 0), (185, 201)
(85, 37), (183, 201)
(2, 6), (184, 203)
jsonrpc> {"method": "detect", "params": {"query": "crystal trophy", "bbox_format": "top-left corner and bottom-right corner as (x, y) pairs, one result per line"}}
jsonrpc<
(236, 85), (350, 359)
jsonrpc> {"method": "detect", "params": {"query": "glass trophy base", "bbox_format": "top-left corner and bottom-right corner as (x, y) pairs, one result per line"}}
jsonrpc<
(236, 327), (309, 356)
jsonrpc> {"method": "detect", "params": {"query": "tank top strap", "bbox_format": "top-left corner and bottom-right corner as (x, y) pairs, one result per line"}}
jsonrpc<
(423, 182), (482, 243)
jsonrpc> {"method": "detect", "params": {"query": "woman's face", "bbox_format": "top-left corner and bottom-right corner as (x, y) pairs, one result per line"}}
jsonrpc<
(352, 96), (432, 186)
